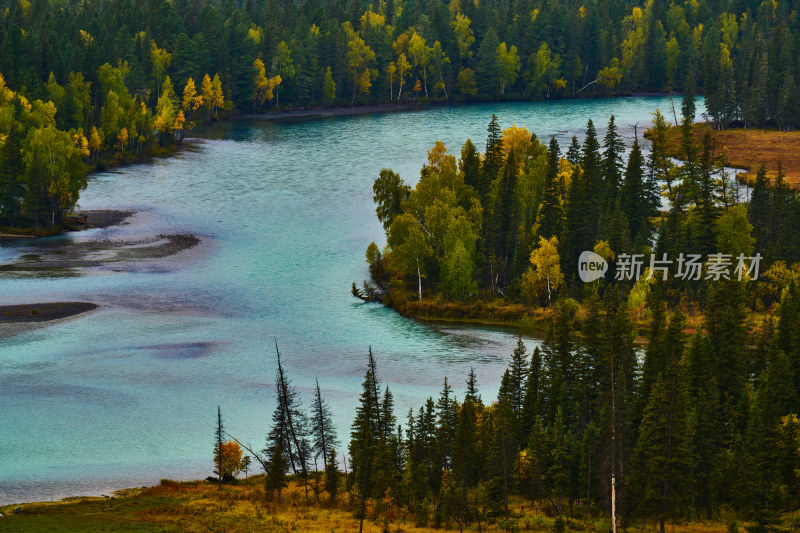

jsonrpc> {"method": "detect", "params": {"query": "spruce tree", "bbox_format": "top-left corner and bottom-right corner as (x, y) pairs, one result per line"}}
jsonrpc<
(0, 121), (23, 225)
(460, 138), (483, 199)
(266, 439), (289, 501)
(602, 115), (625, 206)
(536, 137), (564, 240)
(565, 135), (581, 166)
(482, 114), (504, 187)
(310, 379), (339, 476)
(349, 347), (382, 531)
(435, 377), (459, 473)
(267, 341), (312, 500)
(520, 346), (542, 437)
(213, 405), (225, 486)
(620, 138), (656, 244)
(581, 119), (603, 240)
(630, 308), (693, 533)
(491, 148), (520, 288)
(681, 69), (696, 123)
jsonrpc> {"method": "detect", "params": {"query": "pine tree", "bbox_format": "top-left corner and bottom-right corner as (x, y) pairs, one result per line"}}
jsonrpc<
(520, 346), (542, 437)
(491, 148), (520, 288)
(310, 379), (339, 474)
(536, 137), (564, 240)
(266, 439), (289, 501)
(265, 341), (312, 501)
(681, 69), (696, 123)
(565, 135), (581, 166)
(630, 308), (693, 532)
(0, 120), (24, 225)
(602, 115), (625, 206)
(213, 405), (225, 486)
(581, 119), (603, 238)
(620, 138), (656, 245)
(482, 114), (504, 189)
(349, 347), (382, 532)
(435, 377), (459, 473)
(749, 165), (771, 259)
(507, 337), (528, 443)
(460, 138), (483, 199)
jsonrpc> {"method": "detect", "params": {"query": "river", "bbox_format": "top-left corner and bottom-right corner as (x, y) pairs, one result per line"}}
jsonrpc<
(0, 96), (683, 505)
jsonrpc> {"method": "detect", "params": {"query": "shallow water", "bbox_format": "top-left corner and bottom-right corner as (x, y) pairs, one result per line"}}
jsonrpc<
(0, 96), (683, 504)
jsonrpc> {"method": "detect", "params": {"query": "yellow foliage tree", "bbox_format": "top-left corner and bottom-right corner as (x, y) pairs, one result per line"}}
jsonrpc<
(501, 123), (532, 159)
(181, 78), (203, 113)
(115, 127), (128, 153)
(521, 236), (563, 306)
(88, 126), (102, 162)
(214, 440), (244, 480)
(253, 58), (282, 107)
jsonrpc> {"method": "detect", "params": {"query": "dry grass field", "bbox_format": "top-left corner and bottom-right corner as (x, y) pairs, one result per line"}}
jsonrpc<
(661, 123), (800, 187)
(0, 476), (769, 533)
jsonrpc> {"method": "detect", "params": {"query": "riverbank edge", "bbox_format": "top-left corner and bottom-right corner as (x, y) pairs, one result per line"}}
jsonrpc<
(651, 122), (800, 188)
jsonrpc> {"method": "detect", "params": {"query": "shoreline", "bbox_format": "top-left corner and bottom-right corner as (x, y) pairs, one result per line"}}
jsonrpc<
(657, 122), (800, 188)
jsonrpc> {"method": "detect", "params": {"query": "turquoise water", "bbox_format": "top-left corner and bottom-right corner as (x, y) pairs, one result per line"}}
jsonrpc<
(0, 97), (678, 504)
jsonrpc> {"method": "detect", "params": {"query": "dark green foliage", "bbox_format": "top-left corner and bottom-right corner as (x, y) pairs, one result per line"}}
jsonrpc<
(536, 137), (564, 240)
(373, 169), (410, 231)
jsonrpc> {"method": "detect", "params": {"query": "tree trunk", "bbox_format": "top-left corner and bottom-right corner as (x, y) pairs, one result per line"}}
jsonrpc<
(417, 262), (422, 300)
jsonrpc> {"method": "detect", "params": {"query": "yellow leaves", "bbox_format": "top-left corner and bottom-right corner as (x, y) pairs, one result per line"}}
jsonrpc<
(501, 123), (531, 158)
(247, 24), (263, 45)
(451, 13), (474, 60)
(0, 73), (14, 104)
(579, 5), (587, 18)
(88, 126), (102, 153)
(78, 29), (94, 45)
(214, 441), (244, 479)
(115, 127), (128, 152)
(172, 110), (186, 132)
(359, 8), (385, 31)
(18, 94), (31, 112)
(630, 6), (643, 22)
(593, 240), (615, 261)
(522, 236), (563, 306)
(150, 40), (172, 83)
(72, 132), (90, 157)
(201, 73), (224, 114)
(201, 74), (213, 106)
(530, 8), (539, 21)
(182, 78), (203, 112)
(357, 69), (372, 96)
(253, 58), (282, 105)
(154, 106), (174, 135)
(598, 61), (623, 91)
(693, 24), (704, 48)
(393, 32), (410, 56)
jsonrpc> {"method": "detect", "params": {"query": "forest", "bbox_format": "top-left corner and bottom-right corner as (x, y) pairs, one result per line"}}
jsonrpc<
(1, 0), (800, 228)
(216, 270), (800, 532)
(363, 97), (800, 317)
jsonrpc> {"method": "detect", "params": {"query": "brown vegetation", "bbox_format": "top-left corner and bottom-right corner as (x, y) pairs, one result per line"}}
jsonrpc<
(0, 478), (751, 532)
(661, 123), (800, 187)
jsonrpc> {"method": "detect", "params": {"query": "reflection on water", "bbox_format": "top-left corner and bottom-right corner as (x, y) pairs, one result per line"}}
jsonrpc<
(1, 96), (683, 504)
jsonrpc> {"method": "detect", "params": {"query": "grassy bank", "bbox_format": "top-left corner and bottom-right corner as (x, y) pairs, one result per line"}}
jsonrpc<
(0, 477), (754, 533)
(660, 123), (800, 187)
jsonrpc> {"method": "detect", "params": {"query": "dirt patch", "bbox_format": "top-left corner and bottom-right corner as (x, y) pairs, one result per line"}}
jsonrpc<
(0, 234), (200, 274)
(0, 302), (98, 323)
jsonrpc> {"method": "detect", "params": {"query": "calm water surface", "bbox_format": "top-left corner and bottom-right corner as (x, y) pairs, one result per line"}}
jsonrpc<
(0, 97), (680, 504)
